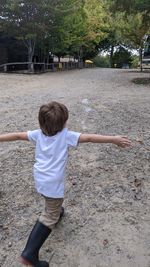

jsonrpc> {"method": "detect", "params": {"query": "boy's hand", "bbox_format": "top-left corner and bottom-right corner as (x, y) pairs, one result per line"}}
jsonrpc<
(112, 136), (132, 148)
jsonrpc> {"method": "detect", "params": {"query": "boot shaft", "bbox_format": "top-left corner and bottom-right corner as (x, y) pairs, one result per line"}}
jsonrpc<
(21, 221), (51, 266)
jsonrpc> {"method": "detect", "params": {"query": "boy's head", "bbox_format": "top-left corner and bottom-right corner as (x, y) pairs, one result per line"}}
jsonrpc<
(38, 101), (69, 136)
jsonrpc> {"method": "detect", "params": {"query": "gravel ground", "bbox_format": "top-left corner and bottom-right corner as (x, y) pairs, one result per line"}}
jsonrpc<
(0, 68), (150, 267)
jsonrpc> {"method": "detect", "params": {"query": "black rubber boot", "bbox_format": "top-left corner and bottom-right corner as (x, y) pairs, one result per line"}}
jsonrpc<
(21, 221), (51, 267)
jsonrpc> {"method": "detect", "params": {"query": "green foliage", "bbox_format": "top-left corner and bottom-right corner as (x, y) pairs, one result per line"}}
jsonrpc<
(56, 0), (108, 60)
(112, 46), (132, 68)
(93, 55), (110, 67)
(113, 0), (150, 14)
(97, 0), (150, 67)
(0, 0), (50, 38)
(0, 0), (55, 65)
(110, 0), (150, 47)
(131, 55), (139, 68)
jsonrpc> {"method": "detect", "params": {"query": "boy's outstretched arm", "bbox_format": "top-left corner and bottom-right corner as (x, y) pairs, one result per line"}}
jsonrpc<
(0, 132), (28, 142)
(78, 134), (131, 148)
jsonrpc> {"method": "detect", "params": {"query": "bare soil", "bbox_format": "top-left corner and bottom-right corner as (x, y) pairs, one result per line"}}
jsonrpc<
(0, 68), (150, 267)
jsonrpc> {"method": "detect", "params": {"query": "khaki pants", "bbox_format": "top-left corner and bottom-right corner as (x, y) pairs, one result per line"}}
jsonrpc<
(39, 196), (63, 229)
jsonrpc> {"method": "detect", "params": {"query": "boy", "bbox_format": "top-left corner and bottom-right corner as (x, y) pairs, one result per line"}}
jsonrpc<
(0, 101), (131, 267)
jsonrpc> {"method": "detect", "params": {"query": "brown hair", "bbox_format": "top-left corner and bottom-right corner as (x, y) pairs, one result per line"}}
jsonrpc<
(38, 101), (69, 136)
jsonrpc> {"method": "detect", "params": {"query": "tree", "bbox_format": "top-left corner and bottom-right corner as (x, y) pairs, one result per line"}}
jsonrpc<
(47, 0), (86, 61)
(98, 5), (124, 67)
(111, 0), (150, 39)
(0, 0), (64, 70)
(0, 0), (111, 67)
(112, 11), (150, 69)
(101, 0), (150, 67)
(61, 0), (108, 62)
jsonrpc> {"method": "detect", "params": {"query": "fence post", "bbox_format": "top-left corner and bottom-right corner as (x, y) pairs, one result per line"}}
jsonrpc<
(51, 63), (54, 71)
(4, 64), (7, 72)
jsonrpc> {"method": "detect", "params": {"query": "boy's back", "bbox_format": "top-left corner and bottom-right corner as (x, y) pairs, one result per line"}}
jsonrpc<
(28, 128), (80, 198)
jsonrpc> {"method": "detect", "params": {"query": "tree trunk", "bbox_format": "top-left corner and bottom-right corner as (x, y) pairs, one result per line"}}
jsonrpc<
(139, 47), (143, 72)
(24, 39), (35, 72)
(28, 40), (35, 72)
(79, 47), (83, 68)
(46, 55), (49, 70)
(110, 45), (114, 68)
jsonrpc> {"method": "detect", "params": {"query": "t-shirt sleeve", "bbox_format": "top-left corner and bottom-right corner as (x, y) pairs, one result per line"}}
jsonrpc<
(27, 130), (39, 145)
(66, 130), (81, 147)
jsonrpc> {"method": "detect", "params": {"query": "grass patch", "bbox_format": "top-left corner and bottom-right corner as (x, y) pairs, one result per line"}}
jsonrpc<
(132, 77), (150, 85)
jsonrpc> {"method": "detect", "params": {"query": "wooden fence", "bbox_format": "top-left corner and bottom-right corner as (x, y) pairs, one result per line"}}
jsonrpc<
(0, 61), (94, 73)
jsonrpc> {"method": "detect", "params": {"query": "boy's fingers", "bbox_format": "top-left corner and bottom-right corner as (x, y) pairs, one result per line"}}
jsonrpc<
(122, 138), (132, 144)
(118, 139), (132, 147)
(124, 140), (132, 145)
(122, 140), (131, 144)
(123, 137), (131, 142)
(125, 141), (131, 145)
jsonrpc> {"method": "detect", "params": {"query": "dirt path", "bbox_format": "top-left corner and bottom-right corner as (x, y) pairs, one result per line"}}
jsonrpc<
(0, 68), (150, 267)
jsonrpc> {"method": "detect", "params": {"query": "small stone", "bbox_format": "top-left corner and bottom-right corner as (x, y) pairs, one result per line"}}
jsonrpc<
(103, 239), (109, 246)
(116, 246), (121, 253)
(136, 137), (143, 144)
(3, 226), (8, 230)
(8, 242), (12, 247)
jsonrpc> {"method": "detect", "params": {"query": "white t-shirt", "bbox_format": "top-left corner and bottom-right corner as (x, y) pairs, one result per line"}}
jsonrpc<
(27, 128), (81, 198)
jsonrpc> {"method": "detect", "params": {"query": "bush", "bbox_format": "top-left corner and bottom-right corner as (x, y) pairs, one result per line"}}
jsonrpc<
(131, 55), (139, 68)
(112, 46), (132, 68)
(93, 55), (110, 68)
